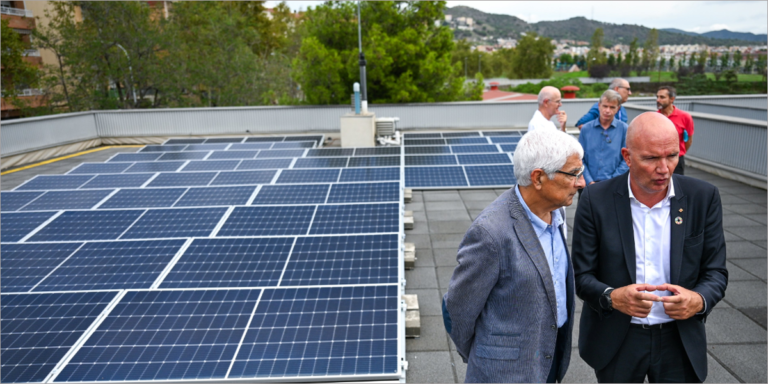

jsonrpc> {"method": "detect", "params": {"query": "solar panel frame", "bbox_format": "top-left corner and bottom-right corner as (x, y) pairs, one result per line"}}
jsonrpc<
(1, 191), (44, 212)
(204, 137), (246, 143)
(164, 138), (206, 144)
(14, 175), (94, 191)
(237, 158), (294, 170)
(339, 167), (400, 182)
(309, 203), (400, 235)
(456, 153), (512, 165)
(208, 150), (260, 160)
(182, 160), (241, 172)
(404, 146), (452, 154)
(1, 211), (59, 242)
(229, 143), (274, 150)
(347, 156), (401, 167)
(1, 242), (83, 292)
(306, 148), (354, 157)
(120, 207), (227, 239)
(97, 188), (187, 209)
(67, 162), (132, 175)
(217, 205), (316, 237)
(146, 172), (217, 187)
(353, 147), (401, 156)
(174, 186), (256, 207)
(140, 145), (188, 152)
(20, 189), (114, 212)
(404, 155), (457, 166)
(445, 137), (490, 145)
(271, 141), (316, 149)
(79, 173), (155, 189)
(124, 161), (185, 173)
(257, 149), (307, 158)
(210, 170), (277, 186)
(251, 184), (330, 205)
(404, 166), (468, 188)
(107, 152), (162, 162)
(28, 210), (144, 242)
(182, 143), (230, 151)
(294, 157), (349, 169)
(157, 151), (211, 161)
(277, 169), (340, 184)
(464, 164), (517, 187)
(326, 182), (400, 203)
(449, 144), (500, 154)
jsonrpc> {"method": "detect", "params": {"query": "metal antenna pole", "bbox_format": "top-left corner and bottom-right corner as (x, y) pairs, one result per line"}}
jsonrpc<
(357, 1), (368, 111)
(115, 43), (137, 106)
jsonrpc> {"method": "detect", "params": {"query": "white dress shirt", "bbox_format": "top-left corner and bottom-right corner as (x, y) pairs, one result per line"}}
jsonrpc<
(628, 176), (675, 325)
(528, 110), (558, 132)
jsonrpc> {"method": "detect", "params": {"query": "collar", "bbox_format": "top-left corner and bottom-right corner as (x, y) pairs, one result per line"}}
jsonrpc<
(627, 174), (676, 208)
(589, 117), (617, 130)
(658, 105), (678, 117)
(515, 185), (563, 236)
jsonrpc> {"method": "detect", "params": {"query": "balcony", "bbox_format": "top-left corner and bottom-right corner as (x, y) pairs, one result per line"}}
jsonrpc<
(0, 5), (32, 17)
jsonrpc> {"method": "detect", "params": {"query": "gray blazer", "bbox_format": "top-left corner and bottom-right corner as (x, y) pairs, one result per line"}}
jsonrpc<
(444, 188), (574, 383)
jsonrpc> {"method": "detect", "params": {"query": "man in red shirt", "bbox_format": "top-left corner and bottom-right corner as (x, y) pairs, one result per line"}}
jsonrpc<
(657, 86), (694, 175)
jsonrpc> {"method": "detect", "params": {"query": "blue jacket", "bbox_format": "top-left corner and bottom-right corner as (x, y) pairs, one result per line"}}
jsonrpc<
(444, 188), (574, 383)
(576, 102), (627, 127)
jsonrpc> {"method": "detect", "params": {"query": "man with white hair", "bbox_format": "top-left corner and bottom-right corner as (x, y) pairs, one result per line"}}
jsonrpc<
(444, 128), (585, 383)
(576, 78), (631, 130)
(529, 86), (568, 132)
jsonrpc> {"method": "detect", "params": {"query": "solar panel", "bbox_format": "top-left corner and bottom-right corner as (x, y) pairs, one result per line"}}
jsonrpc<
(482, 130), (523, 136)
(404, 138), (446, 146)
(68, 162), (132, 174)
(229, 286), (399, 379)
(353, 147), (401, 156)
(272, 141), (315, 149)
(20, 189), (113, 211)
(252, 184), (330, 205)
(445, 137), (489, 145)
(107, 152), (162, 162)
(284, 135), (324, 143)
(347, 156), (401, 167)
(182, 160), (240, 171)
(1, 191), (44, 212)
(120, 207), (227, 239)
(218, 206), (316, 237)
(99, 188), (187, 209)
(1, 291), (118, 383)
(306, 148), (354, 157)
(157, 151), (210, 161)
(488, 136), (522, 144)
(1, 242), (82, 292)
(404, 155), (457, 166)
(55, 289), (261, 382)
(405, 166), (468, 188)
(405, 146), (451, 154)
(257, 149), (306, 158)
(33, 239), (186, 292)
(140, 145), (188, 152)
(465, 164), (517, 187)
(80, 173), (154, 189)
(124, 161), (184, 173)
(147, 172), (217, 187)
(208, 150), (259, 160)
(327, 182), (400, 203)
(403, 133), (442, 138)
(339, 167), (400, 182)
(456, 153), (512, 165)
(294, 157), (349, 168)
(450, 144), (500, 153)
(183, 143), (230, 151)
(277, 169), (339, 184)
(175, 186), (255, 207)
(28, 210), (144, 242)
(309, 203), (400, 235)
(245, 136), (285, 142)
(160, 237), (294, 288)
(210, 170), (276, 186)
(1, 211), (57, 242)
(229, 143), (273, 150)
(165, 138), (206, 144)
(500, 144), (518, 152)
(280, 235), (399, 286)
(15, 175), (93, 191)
(238, 158), (293, 170)
(205, 137), (245, 143)
(443, 131), (481, 137)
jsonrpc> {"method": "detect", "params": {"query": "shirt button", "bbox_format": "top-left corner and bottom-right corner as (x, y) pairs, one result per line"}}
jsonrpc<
(546, 355), (552, 359)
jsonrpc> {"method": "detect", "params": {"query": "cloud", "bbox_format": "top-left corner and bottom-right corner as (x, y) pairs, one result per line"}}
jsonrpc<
(704, 24), (731, 32)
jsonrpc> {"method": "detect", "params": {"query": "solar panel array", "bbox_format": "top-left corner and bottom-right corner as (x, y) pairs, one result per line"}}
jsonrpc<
(2, 135), (408, 383)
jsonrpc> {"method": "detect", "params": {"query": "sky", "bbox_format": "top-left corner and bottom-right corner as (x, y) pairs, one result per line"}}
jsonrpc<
(264, 1), (768, 35)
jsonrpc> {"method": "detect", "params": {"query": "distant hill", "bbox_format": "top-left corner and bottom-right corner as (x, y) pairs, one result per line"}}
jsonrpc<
(662, 28), (767, 42)
(447, 6), (763, 46)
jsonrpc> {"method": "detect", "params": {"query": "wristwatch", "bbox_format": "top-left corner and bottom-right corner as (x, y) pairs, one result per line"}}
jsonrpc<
(600, 288), (615, 311)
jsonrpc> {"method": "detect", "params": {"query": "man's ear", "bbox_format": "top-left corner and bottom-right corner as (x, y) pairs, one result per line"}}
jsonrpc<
(530, 169), (545, 190)
(621, 148), (631, 167)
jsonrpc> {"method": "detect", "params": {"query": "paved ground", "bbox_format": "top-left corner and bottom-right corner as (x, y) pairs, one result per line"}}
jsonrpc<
(1, 146), (765, 383)
(404, 167), (767, 384)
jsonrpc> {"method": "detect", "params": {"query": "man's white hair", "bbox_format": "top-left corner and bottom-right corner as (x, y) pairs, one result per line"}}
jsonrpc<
(609, 78), (626, 90)
(537, 86), (560, 106)
(514, 128), (584, 186)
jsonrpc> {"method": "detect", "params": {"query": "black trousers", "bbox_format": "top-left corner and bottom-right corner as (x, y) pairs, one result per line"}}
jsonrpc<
(594, 322), (699, 383)
(546, 324), (569, 383)
(674, 155), (685, 175)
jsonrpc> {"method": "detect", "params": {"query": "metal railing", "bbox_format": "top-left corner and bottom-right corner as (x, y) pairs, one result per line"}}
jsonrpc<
(0, 6), (33, 17)
(23, 49), (41, 57)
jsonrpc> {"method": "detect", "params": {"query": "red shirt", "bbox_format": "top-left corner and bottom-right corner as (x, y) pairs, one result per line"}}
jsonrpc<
(658, 106), (694, 156)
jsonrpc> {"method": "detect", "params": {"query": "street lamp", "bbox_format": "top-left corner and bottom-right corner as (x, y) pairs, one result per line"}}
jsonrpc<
(115, 43), (137, 106)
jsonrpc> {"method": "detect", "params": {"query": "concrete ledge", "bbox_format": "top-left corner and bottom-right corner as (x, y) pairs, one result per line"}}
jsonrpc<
(686, 156), (767, 190)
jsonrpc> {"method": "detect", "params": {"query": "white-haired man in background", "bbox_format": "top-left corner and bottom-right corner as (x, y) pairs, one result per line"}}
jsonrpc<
(529, 86), (568, 133)
(444, 128), (585, 383)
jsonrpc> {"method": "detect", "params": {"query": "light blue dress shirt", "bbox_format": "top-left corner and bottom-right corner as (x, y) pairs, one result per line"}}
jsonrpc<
(578, 117), (629, 184)
(515, 186), (569, 327)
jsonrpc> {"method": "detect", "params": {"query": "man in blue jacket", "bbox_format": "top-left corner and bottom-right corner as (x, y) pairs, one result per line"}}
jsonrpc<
(444, 128), (585, 383)
(576, 78), (631, 129)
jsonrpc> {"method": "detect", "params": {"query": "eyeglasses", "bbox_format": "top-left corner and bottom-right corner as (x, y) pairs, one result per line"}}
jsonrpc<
(555, 165), (585, 179)
(602, 131), (612, 144)
(617, 86), (632, 92)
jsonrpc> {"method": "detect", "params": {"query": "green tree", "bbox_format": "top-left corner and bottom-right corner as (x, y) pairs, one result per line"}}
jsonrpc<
(720, 52), (730, 68)
(607, 53), (616, 68)
(627, 37), (640, 69)
(641, 29), (659, 74)
(697, 51), (708, 67)
(510, 32), (554, 79)
(744, 54), (754, 73)
(586, 28), (607, 69)
(294, 1), (477, 104)
(1, 18), (41, 111)
(559, 53), (574, 65)
(708, 51), (718, 67)
(659, 57), (666, 70)
(688, 52), (697, 67)
(616, 52), (623, 66)
(669, 56), (675, 70)
(757, 54), (767, 79)
(733, 49), (742, 70)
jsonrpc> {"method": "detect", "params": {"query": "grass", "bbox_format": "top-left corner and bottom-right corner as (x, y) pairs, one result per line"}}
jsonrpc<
(704, 73), (765, 82)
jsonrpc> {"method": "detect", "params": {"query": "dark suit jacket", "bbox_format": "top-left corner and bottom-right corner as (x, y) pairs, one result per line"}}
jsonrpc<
(572, 173), (728, 382)
(445, 188), (574, 383)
